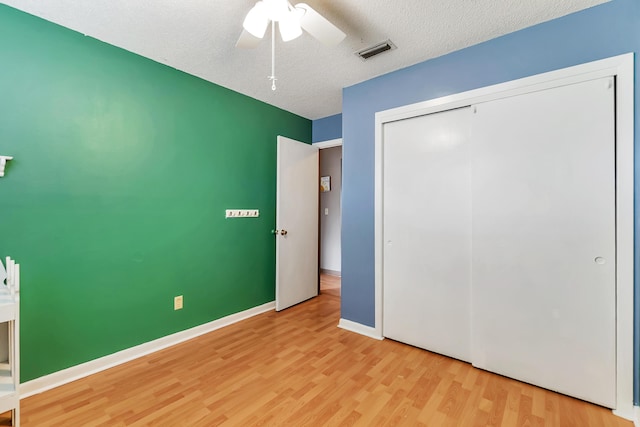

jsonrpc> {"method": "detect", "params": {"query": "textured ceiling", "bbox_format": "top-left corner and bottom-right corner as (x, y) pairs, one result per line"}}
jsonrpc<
(2, 0), (608, 119)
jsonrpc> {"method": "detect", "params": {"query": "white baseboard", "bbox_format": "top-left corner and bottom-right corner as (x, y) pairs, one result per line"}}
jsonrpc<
(634, 405), (639, 427)
(21, 301), (275, 398)
(338, 318), (383, 340)
(613, 403), (637, 422)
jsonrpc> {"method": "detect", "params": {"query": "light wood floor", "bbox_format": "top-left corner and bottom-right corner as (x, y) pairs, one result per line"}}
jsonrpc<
(15, 277), (630, 426)
(320, 272), (341, 297)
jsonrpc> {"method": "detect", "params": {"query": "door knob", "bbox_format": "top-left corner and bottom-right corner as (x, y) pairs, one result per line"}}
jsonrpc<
(280, 229), (288, 236)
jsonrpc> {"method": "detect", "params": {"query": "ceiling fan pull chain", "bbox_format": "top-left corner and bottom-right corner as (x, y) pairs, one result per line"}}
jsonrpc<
(268, 22), (277, 91)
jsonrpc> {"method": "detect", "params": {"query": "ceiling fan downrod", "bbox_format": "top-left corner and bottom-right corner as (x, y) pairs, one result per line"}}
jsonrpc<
(268, 23), (277, 91)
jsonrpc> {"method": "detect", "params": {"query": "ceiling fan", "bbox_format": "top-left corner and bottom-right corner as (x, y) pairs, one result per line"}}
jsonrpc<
(236, 0), (346, 90)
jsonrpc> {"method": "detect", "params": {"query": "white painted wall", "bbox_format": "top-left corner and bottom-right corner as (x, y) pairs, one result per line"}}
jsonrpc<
(320, 146), (342, 273)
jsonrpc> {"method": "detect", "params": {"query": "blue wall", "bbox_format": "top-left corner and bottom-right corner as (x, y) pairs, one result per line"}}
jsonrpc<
(340, 0), (639, 404)
(312, 113), (342, 142)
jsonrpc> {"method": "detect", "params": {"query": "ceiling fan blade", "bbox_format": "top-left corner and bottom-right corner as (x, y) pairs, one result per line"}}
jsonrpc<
(236, 29), (263, 49)
(295, 3), (346, 46)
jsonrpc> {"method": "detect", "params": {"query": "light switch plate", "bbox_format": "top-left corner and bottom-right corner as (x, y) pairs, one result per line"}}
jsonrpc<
(226, 209), (259, 218)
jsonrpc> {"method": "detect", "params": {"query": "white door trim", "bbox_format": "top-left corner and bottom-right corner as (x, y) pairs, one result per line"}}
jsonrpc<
(312, 138), (342, 149)
(374, 53), (634, 419)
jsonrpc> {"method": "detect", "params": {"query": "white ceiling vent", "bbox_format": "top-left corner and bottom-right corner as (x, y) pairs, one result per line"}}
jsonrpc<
(355, 40), (396, 60)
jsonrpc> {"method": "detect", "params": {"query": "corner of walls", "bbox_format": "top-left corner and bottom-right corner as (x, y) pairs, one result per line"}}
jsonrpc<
(312, 113), (342, 143)
(0, 5), (310, 383)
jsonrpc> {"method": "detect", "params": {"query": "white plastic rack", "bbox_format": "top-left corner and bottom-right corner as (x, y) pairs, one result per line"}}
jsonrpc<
(0, 257), (20, 426)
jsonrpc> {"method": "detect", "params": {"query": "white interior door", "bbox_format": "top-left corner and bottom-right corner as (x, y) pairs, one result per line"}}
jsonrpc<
(383, 107), (473, 362)
(276, 136), (319, 311)
(470, 77), (616, 407)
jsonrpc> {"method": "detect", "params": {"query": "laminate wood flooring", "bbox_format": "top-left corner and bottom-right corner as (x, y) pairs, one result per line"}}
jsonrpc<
(15, 290), (631, 426)
(320, 273), (340, 297)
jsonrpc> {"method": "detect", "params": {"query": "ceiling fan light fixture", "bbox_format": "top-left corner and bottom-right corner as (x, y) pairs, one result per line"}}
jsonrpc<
(263, 0), (289, 22)
(237, 1), (346, 91)
(279, 11), (302, 42)
(243, 1), (269, 38)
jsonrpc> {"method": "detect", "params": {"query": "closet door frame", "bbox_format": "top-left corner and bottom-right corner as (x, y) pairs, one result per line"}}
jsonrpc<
(374, 53), (634, 419)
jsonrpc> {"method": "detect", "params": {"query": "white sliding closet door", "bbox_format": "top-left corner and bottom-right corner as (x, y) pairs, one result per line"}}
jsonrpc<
(383, 107), (472, 362)
(470, 78), (616, 407)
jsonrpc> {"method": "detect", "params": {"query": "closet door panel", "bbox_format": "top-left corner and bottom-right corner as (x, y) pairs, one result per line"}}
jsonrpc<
(383, 107), (472, 362)
(470, 78), (616, 407)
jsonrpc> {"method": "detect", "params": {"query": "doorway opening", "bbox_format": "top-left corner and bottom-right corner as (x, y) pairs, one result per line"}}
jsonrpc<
(315, 139), (342, 297)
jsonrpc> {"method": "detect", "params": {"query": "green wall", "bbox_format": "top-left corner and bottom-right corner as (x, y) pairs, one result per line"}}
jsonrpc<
(0, 5), (311, 382)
